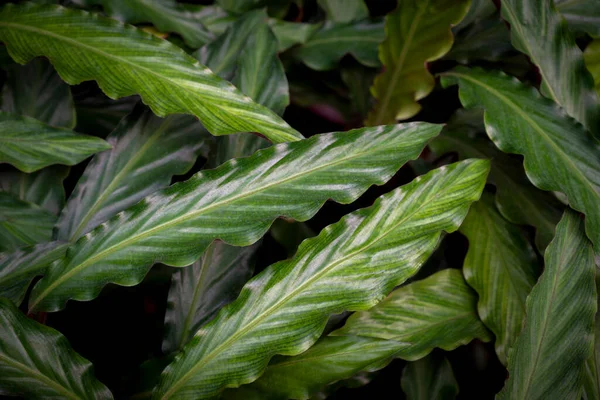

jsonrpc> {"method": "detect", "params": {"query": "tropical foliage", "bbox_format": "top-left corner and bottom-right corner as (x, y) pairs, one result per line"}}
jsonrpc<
(0, 0), (598, 399)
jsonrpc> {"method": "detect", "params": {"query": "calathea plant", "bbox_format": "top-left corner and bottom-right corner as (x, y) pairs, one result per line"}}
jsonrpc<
(0, 0), (599, 399)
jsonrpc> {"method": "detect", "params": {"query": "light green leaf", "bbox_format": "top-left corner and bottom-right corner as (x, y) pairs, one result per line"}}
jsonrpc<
(501, 0), (600, 136)
(497, 211), (596, 400)
(318, 0), (368, 23)
(555, 0), (600, 37)
(0, 166), (68, 215)
(89, 0), (214, 48)
(429, 108), (563, 251)
(1, 58), (75, 128)
(585, 39), (600, 95)
(268, 20), (320, 52)
(226, 268), (490, 400)
(153, 160), (489, 399)
(163, 241), (260, 354)
(583, 274), (600, 400)
(0, 242), (68, 306)
(293, 20), (384, 71)
(441, 67), (600, 253)
(366, 0), (470, 125)
(0, 3), (303, 144)
(401, 353), (458, 400)
(29, 122), (441, 312)
(0, 297), (112, 399)
(0, 112), (111, 173)
(460, 193), (539, 365)
(0, 192), (56, 252)
(55, 106), (211, 242)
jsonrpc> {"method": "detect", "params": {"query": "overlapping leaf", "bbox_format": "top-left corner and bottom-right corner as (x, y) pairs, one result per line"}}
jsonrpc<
(583, 274), (600, 400)
(441, 67), (600, 252)
(154, 160), (489, 399)
(498, 211), (596, 399)
(460, 193), (539, 365)
(0, 193), (56, 252)
(0, 3), (303, 144)
(0, 112), (110, 173)
(0, 297), (112, 399)
(163, 241), (260, 354)
(429, 108), (563, 251)
(29, 122), (441, 312)
(55, 106), (211, 242)
(318, 0), (368, 23)
(401, 353), (458, 400)
(293, 20), (384, 71)
(501, 0), (600, 136)
(366, 0), (470, 125)
(226, 268), (489, 400)
(1, 58), (75, 128)
(585, 40), (600, 95)
(555, 0), (600, 37)
(268, 20), (319, 52)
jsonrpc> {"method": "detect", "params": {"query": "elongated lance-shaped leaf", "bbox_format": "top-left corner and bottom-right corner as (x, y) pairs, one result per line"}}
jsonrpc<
(163, 241), (260, 354)
(1, 58), (75, 128)
(224, 268), (490, 400)
(401, 353), (459, 400)
(460, 193), (539, 365)
(0, 3), (303, 144)
(87, 0), (214, 48)
(555, 0), (600, 37)
(366, 0), (470, 125)
(0, 166), (68, 215)
(501, 0), (600, 136)
(0, 112), (111, 173)
(29, 122), (442, 312)
(154, 160), (489, 399)
(293, 20), (384, 71)
(56, 106), (211, 242)
(0, 242), (68, 306)
(0, 192), (56, 252)
(441, 67), (600, 253)
(430, 108), (563, 251)
(0, 297), (112, 399)
(583, 274), (600, 400)
(585, 40), (600, 96)
(497, 211), (597, 400)
(318, 0), (368, 23)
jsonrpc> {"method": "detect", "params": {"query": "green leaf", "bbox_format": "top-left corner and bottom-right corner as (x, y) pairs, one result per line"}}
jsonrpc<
(318, 0), (368, 23)
(29, 122), (441, 312)
(441, 67), (600, 253)
(0, 3), (303, 144)
(293, 20), (384, 71)
(0, 166), (68, 215)
(268, 20), (320, 52)
(55, 106), (211, 242)
(216, 0), (269, 14)
(270, 219), (315, 256)
(429, 108), (563, 251)
(0, 192), (56, 252)
(1, 58), (75, 128)
(154, 160), (489, 399)
(0, 112), (111, 173)
(90, 0), (214, 48)
(459, 193), (539, 365)
(366, 0), (470, 125)
(0, 242), (68, 306)
(163, 240), (260, 354)
(401, 353), (459, 400)
(585, 39), (600, 95)
(73, 94), (137, 138)
(555, 0), (600, 37)
(0, 297), (112, 399)
(583, 274), (600, 400)
(501, 0), (600, 136)
(342, 65), (377, 120)
(226, 268), (490, 400)
(497, 211), (597, 400)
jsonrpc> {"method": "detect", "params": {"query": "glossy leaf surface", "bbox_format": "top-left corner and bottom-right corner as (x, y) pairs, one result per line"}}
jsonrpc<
(317, 0), (368, 23)
(154, 160), (489, 399)
(497, 211), (596, 400)
(29, 122), (441, 312)
(0, 3), (303, 144)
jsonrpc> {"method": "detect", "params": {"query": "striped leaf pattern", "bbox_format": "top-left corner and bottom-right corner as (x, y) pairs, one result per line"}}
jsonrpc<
(0, 3), (303, 144)
(498, 211), (597, 399)
(442, 67), (600, 252)
(154, 160), (489, 399)
(29, 122), (441, 312)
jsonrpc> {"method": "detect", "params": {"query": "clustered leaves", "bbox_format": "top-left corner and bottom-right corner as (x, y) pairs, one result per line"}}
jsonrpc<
(0, 0), (599, 399)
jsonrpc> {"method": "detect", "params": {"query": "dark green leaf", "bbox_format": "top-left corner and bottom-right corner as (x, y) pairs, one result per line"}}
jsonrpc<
(0, 297), (112, 399)
(154, 160), (489, 399)
(74, 94), (138, 137)
(317, 0), (368, 23)
(270, 219), (315, 256)
(583, 274), (600, 400)
(585, 39), (600, 95)
(401, 353), (458, 400)
(269, 20), (320, 52)
(555, 0), (600, 37)
(497, 211), (596, 399)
